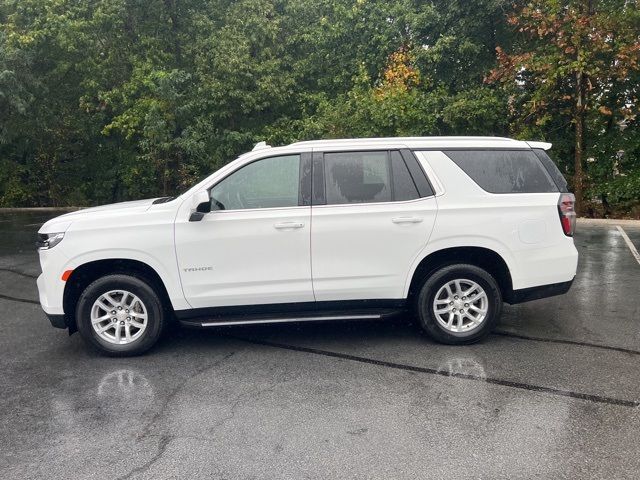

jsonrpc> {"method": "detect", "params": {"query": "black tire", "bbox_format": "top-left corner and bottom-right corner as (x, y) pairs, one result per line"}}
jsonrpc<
(76, 274), (165, 356)
(415, 264), (502, 345)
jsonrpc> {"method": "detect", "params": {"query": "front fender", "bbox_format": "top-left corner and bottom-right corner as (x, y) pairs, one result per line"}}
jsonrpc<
(62, 248), (190, 311)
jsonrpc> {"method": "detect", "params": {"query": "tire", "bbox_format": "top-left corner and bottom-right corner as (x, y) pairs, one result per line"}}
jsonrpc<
(415, 264), (502, 345)
(76, 274), (165, 356)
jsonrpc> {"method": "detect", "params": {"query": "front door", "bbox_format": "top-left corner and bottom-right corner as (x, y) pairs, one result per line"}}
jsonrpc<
(175, 153), (314, 309)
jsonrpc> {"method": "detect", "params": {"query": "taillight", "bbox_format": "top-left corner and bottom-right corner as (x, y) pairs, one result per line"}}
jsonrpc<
(557, 193), (576, 236)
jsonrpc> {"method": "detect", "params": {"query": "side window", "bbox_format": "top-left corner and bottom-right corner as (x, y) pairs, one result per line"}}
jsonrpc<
(324, 151), (391, 204)
(391, 151), (420, 201)
(443, 150), (558, 194)
(209, 154), (300, 210)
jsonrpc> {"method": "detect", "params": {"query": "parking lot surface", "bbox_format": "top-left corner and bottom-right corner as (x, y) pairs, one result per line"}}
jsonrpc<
(1, 212), (639, 479)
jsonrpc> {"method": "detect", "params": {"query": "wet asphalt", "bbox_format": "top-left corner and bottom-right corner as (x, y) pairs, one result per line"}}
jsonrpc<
(0, 212), (639, 479)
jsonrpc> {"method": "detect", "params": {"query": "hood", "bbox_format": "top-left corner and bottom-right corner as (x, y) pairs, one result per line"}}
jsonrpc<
(38, 198), (159, 234)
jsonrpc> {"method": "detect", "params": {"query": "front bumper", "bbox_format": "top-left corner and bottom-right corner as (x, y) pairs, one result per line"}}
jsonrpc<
(45, 311), (67, 329)
(37, 264), (65, 316)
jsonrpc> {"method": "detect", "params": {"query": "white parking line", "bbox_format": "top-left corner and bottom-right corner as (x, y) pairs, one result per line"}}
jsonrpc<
(616, 225), (640, 266)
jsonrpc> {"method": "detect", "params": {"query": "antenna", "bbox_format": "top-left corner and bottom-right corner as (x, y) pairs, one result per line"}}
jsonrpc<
(252, 141), (271, 151)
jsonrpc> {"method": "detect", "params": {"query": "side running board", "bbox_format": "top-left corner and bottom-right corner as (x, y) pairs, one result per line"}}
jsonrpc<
(180, 311), (400, 328)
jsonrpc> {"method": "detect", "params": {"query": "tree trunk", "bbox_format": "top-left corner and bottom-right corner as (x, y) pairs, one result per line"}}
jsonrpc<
(572, 0), (595, 217)
(162, 157), (168, 196)
(574, 71), (585, 216)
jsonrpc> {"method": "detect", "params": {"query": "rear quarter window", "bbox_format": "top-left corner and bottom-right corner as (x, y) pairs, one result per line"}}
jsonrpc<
(532, 149), (569, 192)
(443, 150), (559, 194)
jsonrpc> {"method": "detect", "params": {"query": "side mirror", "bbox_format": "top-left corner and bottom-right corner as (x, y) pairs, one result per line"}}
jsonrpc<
(189, 190), (211, 222)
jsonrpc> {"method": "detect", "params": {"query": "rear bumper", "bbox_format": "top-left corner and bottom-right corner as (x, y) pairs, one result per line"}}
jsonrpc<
(511, 241), (578, 290)
(506, 278), (574, 304)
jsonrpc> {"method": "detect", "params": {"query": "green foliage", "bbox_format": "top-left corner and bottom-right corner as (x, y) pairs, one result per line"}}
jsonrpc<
(0, 0), (638, 216)
(487, 0), (640, 214)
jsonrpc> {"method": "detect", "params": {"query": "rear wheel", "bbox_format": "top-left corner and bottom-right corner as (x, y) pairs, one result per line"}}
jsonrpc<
(415, 264), (502, 344)
(76, 274), (165, 356)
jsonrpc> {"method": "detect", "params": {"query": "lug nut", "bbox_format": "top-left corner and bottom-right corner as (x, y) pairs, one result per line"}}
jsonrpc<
(112, 318), (117, 322)
(126, 317), (131, 321)
(464, 303), (469, 307)
(449, 301), (454, 306)
(452, 308), (456, 312)
(111, 310), (116, 315)
(118, 306), (122, 310)
(125, 309), (129, 313)
(120, 321), (125, 325)
(462, 296), (466, 300)
(454, 295), (458, 299)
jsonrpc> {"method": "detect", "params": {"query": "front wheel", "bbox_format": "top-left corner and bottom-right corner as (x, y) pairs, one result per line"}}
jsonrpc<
(415, 264), (502, 344)
(76, 274), (165, 356)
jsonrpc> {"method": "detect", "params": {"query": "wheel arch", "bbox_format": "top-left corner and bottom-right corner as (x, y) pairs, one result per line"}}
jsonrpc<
(406, 246), (514, 303)
(63, 258), (174, 332)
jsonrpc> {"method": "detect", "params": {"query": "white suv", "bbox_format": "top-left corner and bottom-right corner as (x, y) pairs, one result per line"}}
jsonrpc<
(37, 137), (578, 356)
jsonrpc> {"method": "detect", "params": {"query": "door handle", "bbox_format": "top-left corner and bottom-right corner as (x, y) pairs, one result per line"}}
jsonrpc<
(274, 222), (305, 229)
(391, 217), (423, 224)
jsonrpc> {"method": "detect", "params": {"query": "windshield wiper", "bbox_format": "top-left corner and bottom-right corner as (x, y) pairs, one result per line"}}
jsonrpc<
(152, 196), (175, 204)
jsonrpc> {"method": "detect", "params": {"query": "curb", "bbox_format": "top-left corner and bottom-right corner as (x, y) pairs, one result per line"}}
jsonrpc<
(0, 207), (82, 213)
(577, 218), (640, 226)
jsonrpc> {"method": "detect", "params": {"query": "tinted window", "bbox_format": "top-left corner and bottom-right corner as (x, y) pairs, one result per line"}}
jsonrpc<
(391, 151), (420, 201)
(325, 151), (391, 204)
(444, 150), (558, 193)
(532, 149), (569, 192)
(210, 155), (300, 210)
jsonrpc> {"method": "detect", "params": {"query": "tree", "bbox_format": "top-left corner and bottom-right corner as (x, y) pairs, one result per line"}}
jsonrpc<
(0, 0), (638, 216)
(487, 0), (640, 214)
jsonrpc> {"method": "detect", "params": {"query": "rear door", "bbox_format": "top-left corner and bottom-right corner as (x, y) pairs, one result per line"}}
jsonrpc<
(310, 149), (437, 301)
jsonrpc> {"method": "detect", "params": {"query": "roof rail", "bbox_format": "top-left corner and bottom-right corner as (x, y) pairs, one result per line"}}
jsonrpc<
(289, 136), (516, 147)
(252, 141), (271, 151)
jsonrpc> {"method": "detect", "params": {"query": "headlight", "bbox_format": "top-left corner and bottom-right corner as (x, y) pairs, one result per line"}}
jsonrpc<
(36, 232), (65, 250)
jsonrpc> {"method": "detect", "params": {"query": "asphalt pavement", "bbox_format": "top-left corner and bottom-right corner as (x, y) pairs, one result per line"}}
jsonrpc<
(1, 212), (639, 479)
